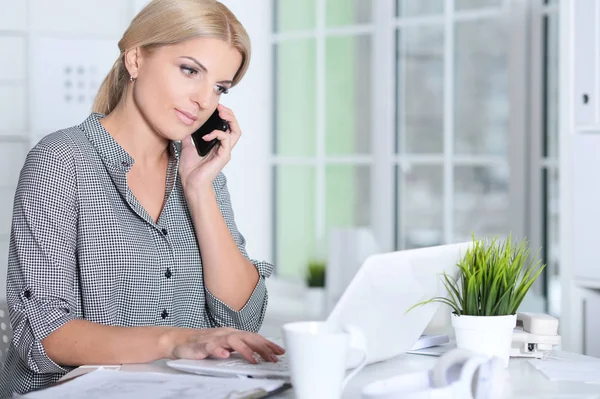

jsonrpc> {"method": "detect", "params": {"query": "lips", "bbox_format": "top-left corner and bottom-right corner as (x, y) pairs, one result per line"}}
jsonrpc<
(175, 109), (198, 126)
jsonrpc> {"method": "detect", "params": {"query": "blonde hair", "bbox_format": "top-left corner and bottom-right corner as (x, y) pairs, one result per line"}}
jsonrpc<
(92, 0), (251, 115)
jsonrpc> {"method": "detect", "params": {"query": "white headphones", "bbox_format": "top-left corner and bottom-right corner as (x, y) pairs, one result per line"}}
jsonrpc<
(361, 348), (506, 399)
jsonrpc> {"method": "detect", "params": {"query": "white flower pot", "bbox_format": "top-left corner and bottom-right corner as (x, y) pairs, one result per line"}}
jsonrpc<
(305, 287), (325, 319)
(451, 313), (516, 367)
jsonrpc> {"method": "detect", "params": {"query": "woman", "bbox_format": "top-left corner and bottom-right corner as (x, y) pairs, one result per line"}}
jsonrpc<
(0, 0), (283, 395)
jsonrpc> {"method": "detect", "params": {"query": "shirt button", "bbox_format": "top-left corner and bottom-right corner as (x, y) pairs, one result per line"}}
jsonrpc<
(161, 228), (168, 236)
(121, 160), (130, 167)
(165, 268), (172, 279)
(23, 290), (31, 299)
(161, 309), (169, 319)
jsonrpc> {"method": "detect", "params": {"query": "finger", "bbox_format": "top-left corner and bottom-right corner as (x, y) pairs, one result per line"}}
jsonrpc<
(242, 335), (278, 362)
(217, 103), (232, 114)
(202, 130), (230, 142)
(204, 340), (230, 359)
(265, 340), (286, 356)
(247, 340), (278, 363)
(227, 335), (258, 364)
(220, 113), (240, 137)
(217, 104), (237, 129)
(203, 131), (232, 152)
(217, 105), (242, 141)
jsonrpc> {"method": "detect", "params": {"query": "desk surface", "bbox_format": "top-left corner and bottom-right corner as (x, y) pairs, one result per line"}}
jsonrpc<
(64, 351), (600, 399)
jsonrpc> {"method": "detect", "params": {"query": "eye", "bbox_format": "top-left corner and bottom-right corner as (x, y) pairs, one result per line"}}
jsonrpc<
(215, 85), (229, 95)
(180, 65), (198, 76)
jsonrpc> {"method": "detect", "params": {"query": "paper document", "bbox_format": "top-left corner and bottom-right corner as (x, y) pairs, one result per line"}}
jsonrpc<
(407, 342), (456, 357)
(529, 354), (600, 384)
(409, 334), (450, 351)
(23, 368), (290, 399)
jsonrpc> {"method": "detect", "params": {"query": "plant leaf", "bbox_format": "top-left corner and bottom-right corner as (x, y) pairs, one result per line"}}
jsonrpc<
(406, 234), (545, 317)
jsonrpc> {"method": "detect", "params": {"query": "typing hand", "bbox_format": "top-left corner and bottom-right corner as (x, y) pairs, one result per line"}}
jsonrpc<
(170, 327), (285, 364)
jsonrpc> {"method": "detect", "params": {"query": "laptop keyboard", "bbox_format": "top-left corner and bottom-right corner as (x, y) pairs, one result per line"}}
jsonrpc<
(217, 354), (289, 372)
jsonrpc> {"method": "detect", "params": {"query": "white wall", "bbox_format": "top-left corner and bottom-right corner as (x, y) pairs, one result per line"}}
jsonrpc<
(0, 0), (273, 299)
(219, 0), (273, 265)
(0, 0), (31, 299)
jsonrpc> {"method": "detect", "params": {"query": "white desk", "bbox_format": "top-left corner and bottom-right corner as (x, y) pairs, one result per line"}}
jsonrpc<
(61, 284), (600, 398)
(63, 351), (600, 398)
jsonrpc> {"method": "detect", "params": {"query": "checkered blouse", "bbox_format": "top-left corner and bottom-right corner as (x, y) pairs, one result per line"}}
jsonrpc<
(0, 113), (272, 396)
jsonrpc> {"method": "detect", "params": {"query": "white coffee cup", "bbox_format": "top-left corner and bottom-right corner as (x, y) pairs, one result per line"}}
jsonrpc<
(282, 321), (368, 399)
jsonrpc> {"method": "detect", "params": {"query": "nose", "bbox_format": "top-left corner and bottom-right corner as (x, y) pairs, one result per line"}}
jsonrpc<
(193, 82), (214, 110)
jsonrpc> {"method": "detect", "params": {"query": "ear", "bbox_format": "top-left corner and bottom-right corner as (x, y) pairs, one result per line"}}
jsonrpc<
(124, 47), (141, 80)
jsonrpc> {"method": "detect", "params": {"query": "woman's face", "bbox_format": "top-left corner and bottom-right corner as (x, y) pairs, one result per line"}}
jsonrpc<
(130, 37), (242, 141)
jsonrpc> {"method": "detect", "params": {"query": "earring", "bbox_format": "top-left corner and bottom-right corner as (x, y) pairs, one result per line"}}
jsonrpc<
(129, 75), (135, 82)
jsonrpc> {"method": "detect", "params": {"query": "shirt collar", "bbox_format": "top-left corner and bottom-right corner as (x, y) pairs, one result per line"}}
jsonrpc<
(79, 113), (181, 171)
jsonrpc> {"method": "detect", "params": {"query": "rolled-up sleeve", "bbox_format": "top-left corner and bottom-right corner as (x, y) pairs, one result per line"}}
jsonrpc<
(205, 172), (273, 332)
(7, 145), (78, 374)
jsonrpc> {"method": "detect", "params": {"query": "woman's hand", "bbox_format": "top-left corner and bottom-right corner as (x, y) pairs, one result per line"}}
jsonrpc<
(169, 327), (285, 364)
(179, 104), (242, 191)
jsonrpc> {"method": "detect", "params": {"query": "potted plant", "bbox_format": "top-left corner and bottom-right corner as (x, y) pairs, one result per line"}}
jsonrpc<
(305, 259), (326, 318)
(410, 235), (545, 366)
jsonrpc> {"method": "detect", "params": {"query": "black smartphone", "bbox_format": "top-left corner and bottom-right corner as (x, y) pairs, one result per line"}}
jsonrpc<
(191, 109), (229, 157)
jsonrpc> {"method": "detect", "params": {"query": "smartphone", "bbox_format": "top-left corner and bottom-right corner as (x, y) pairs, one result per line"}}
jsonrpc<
(191, 109), (229, 157)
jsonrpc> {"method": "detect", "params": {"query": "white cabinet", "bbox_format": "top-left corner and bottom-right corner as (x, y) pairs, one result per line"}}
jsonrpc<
(0, 86), (26, 134)
(572, 134), (600, 280)
(0, 0), (27, 31)
(573, 0), (598, 126)
(0, 37), (26, 81)
(29, 0), (129, 36)
(561, 0), (600, 352)
(583, 289), (600, 357)
(29, 37), (119, 136)
(0, 143), (27, 187)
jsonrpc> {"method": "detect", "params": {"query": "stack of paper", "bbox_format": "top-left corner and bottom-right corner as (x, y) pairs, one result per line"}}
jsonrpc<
(24, 368), (290, 399)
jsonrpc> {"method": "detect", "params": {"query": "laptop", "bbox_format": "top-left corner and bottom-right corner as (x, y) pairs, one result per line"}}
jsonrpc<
(166, 242), (472, 378)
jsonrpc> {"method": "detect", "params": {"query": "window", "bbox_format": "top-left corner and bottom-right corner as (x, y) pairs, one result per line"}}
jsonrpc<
(273, 0), (373, 279)
(395, 1), (513, 251)
(272, 0), (552, 309)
